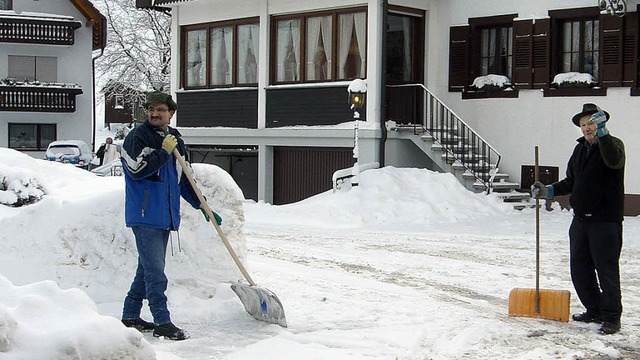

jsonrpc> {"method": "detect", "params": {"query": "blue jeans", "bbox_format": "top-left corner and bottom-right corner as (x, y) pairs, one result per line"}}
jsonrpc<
(122, 226), (171, 325)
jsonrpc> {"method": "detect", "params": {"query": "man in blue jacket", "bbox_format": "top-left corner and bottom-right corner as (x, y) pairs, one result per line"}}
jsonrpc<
(532, 103), (625, 335)
(119, 91), (220, 340)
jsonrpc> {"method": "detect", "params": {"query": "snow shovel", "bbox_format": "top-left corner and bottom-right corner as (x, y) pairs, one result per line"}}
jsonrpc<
(174, 149), (287, 328)
(508, 146), (570, 323)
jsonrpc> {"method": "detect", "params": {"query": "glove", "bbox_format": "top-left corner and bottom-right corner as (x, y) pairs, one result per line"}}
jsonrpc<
(530, 181), (548, 199)
(162, 134), (178, 154)
(590, 111), (609, 137)
(200, 208), (222, 225)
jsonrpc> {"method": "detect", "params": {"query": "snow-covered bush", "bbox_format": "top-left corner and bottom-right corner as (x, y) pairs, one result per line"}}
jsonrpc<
(0, 171), (45, 207)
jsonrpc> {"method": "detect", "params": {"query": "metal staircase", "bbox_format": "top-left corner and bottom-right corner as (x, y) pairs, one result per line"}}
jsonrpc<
(386, 84), (530, 207)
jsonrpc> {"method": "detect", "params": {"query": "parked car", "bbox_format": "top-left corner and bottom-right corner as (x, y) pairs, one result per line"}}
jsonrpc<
(45, 140), (94, 169)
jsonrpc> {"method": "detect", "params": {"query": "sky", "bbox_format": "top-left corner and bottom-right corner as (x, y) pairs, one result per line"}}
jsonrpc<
(1, 144), (639, 359)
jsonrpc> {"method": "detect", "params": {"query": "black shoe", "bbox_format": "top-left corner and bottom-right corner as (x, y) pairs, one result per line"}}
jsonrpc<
(122, 318), (155, 332)
(598, 321), (621, 335)
(153, 322), (189, 340)
(572, 312), (602, 323)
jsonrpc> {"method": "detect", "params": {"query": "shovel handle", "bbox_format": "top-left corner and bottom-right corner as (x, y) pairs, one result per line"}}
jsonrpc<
(173, 149), (257, 286)
(534, 146), (540, 313)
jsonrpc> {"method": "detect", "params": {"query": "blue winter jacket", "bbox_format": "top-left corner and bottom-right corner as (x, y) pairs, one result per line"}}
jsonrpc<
(121, 121), (201, 230)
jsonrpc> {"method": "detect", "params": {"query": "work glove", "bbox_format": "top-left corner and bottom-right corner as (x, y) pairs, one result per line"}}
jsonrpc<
(590, 111), (609, 137)
(530, 181), (550, 199)
(162, 134), (178, 154)
(200, 207), (222, 225)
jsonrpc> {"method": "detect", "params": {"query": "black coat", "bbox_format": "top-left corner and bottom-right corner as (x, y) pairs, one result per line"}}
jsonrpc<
(552, 134), (625, 222)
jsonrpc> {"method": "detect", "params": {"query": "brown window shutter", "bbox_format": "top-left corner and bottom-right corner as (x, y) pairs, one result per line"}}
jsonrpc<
(623, 12), (638, 87)
(513, 19), (533, 89)
(600, 14), (623, 87)
(532, 18), (550, 89)
(449, 26), (469, 92)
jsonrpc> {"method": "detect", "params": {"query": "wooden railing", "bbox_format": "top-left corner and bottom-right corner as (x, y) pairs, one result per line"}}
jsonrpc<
(0, 86), (83, 112)
(0, 17), (81, 45)
(387, 83), (502, 191)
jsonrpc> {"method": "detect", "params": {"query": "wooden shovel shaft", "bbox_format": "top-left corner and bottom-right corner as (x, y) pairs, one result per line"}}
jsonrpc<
(173, 149), (257, 286)
(535, 146), (540, 313)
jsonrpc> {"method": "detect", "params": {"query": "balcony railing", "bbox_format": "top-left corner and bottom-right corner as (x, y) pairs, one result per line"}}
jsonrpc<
(0, 85), (83, 112)
(0, 17), (82, 46)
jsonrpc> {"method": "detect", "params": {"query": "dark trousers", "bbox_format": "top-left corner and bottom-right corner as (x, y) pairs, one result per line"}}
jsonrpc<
(569, 217), (623, 322)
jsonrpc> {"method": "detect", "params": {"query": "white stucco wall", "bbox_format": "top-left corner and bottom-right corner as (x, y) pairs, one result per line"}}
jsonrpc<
(425, 0), (640, 194)
(0, 0), (96, 154)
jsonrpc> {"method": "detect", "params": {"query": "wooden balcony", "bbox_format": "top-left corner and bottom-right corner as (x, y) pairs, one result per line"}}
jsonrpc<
(0, 84), (83, 113)
(0, 16), (82, 46)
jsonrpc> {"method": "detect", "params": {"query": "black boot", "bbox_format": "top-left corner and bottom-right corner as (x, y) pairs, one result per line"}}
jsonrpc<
(153, 322), (189, 340)
(598, 321), (621, 335)
(122, 318), (155, 332)
(572, 311), (602, 323)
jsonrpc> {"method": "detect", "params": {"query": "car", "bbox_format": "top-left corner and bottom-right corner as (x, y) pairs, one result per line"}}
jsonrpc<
(45, 140), (94, 169)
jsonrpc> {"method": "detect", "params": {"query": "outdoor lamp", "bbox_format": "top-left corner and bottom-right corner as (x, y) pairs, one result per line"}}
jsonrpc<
(348, 78), (367, 111)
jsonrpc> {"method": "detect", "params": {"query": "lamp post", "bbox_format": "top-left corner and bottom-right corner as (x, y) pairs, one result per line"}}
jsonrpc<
(348, 79), (367, 186)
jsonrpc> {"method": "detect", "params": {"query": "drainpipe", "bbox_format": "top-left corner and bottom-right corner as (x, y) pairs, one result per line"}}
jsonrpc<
(379, 0), (388, 167)
(92, 49), (104, 150)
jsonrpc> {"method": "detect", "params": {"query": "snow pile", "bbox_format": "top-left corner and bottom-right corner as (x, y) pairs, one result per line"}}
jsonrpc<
(246, 166), (512, 229)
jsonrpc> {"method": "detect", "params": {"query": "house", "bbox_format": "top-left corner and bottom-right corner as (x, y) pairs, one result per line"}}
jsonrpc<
(0, 0), (106, 157)
(137, 0), (639, 215)
(102, 80), (147, 129)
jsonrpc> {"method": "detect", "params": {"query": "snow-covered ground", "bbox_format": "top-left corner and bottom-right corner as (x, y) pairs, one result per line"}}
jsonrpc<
(1, 147), (639, 359)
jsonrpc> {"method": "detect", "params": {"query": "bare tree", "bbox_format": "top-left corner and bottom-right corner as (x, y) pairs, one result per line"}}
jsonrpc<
(93, 0), (171, 107)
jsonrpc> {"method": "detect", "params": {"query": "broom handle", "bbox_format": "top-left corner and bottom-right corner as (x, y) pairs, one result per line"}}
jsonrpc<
(534, 146), (541, 314)
(174, 149), (257, 286)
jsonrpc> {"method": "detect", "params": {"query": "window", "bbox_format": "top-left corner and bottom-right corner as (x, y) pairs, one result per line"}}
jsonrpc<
(181, 18), (259, 89)
(386, 9), (424, 83)
(8, 56), (57, 82)
(8, 124), (56, 150)
(272, 8), (366, 84)
(114, 95), (124, 110)
(560, 18), (600, 79)
(0, 0), (11, 10)
(479, 26), (513, 79)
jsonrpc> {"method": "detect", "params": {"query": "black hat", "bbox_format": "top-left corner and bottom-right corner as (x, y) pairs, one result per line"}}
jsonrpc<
(143, 91), (178, 111)
(572, 103), (609, 127)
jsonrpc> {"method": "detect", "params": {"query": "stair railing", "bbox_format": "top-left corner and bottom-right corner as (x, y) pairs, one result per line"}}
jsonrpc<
(387, 83), (502, 191)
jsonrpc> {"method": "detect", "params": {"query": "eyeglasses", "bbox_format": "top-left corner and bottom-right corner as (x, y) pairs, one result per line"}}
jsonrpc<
(147, 107), (170, 113)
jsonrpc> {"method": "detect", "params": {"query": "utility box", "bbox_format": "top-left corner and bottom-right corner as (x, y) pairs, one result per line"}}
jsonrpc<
(521, 165), (559, 191)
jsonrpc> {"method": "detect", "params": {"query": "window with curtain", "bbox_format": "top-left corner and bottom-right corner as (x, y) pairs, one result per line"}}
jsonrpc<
(561, 19), (599, 79)
(0, 0), (11, 10)
(276, 19), (301, 82)
(479, 25), (513, 78)
(337, 12), (366, 80)
(306, 15), (332, 81)
(185, 29), (207, 87)
(8, 123), (56, 150)
(238, 23), (259, 84)
(211, 26), (233, 85)
(181, 19), (259, 89)
(272, 8), (366, 84)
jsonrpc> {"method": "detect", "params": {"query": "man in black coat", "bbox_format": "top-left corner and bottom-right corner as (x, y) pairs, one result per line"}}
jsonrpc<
(532, 103), (625, 335)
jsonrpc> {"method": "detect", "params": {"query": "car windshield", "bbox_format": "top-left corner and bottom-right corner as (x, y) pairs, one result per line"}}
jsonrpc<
(48, 146), (80, 156)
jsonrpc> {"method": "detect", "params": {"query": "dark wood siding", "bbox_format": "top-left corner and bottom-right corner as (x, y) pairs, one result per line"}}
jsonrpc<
(273, 146), (353, 205)
(449, 26), (469, 92)
(176, 90), (258, 128)
(266, 86), (360, 127)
